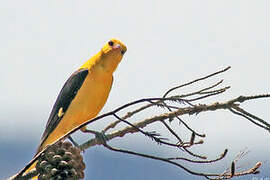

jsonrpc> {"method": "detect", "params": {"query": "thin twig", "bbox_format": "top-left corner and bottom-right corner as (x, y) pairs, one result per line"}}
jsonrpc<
(163, 66), (231, 98)
(167, 149), (227, 163)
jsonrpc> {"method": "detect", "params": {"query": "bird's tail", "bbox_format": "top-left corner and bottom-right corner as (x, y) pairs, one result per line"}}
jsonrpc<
(24, 161), (38, 179)
(7, 161), (38, 180)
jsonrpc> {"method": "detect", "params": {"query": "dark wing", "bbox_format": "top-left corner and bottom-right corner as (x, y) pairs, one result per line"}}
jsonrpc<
(37, 68), (89, 151)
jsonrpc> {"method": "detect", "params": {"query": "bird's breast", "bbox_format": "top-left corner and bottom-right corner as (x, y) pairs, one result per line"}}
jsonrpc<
(55, 71), (113, 134)
(69, 71), (113, 123)
(76, 71), (112, 118)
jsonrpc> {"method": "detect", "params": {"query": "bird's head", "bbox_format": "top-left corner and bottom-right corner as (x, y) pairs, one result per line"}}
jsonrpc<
(102, 38), (127, 56)
(99, 38), (127, 73)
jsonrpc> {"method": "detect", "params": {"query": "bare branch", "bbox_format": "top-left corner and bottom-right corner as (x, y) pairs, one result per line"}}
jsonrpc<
(163, 66), (231, 98)
(12, 67), (269, 180)
(167, 149), (228, 163)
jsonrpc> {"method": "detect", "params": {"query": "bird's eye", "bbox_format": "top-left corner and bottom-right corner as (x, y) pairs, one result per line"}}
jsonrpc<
(108, 41), (114, 46)
(121, 50), (126, 55)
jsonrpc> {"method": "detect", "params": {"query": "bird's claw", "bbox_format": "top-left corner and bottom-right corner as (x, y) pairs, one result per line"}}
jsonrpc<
(83, 129), (108, 145)
(94, 131), (108, 145)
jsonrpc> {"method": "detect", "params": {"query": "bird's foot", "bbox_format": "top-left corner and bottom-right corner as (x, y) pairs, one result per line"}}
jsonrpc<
(82, 129), (108, 145)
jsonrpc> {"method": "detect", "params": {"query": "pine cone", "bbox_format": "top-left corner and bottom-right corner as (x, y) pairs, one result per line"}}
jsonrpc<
(36, 141), (85, 180)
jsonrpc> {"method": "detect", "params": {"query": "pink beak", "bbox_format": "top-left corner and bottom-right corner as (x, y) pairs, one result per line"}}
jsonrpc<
(112, 44), (121, 50)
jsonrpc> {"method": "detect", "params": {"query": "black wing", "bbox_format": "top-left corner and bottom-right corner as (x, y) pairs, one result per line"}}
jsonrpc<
(37, 68), (89, 152)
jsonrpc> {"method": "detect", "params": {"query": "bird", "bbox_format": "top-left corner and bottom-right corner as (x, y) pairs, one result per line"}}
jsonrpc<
(25, 38), (127, 176)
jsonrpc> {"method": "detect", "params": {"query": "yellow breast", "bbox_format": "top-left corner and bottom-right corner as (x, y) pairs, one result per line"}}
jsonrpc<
(69, 70), (113, 124)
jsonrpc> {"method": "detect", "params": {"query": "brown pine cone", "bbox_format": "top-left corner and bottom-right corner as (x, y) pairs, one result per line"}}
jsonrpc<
(36, 141), (85, 180)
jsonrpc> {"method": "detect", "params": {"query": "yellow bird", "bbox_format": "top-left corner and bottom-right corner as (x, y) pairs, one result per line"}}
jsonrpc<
(26, 38), (127, 175)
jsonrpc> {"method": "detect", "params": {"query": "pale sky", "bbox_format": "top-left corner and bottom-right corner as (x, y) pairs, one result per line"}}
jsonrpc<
(0, 1), (270, 179)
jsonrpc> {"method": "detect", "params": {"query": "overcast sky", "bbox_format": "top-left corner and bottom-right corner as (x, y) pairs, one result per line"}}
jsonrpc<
(0, 1), (270, 179)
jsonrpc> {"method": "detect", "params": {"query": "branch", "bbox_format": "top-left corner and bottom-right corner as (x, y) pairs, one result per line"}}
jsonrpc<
(11, 66), (269, 180)
(79, 94), (270, 149)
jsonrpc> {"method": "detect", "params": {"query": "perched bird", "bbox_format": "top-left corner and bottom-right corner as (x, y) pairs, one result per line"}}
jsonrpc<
(26, 38), (127, 176)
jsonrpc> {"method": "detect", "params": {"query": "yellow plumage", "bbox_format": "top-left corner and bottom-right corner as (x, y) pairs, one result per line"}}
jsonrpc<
(24, 38), (127, 177)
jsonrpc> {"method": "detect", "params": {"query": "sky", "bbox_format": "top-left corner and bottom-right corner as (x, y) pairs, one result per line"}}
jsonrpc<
(0, 0), (270, 179)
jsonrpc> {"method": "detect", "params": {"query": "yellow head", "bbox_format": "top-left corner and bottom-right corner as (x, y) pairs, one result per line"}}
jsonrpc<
(81, 38), (127, 74)
(99, 38), (127, 73)
(101, 38), (127, 56)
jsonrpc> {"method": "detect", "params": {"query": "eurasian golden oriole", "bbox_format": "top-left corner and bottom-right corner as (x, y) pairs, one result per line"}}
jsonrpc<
(25, 38), (127, 176)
